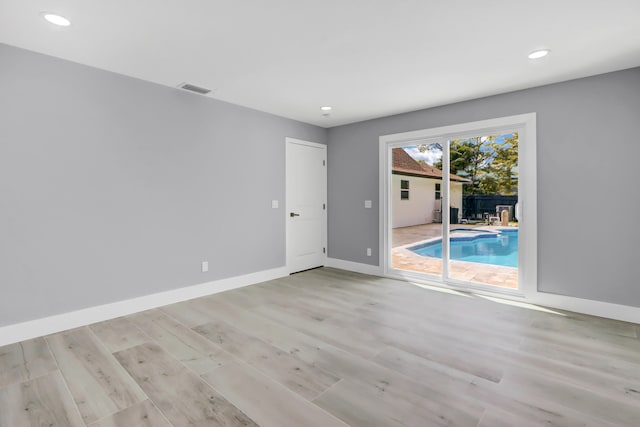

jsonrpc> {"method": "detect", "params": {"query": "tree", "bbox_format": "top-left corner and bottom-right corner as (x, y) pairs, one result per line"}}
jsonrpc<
(489, 133), (518, 195)
(418, 142), (443, 153)
(448, 136), (494, 195)
(412, 133), (518, 196)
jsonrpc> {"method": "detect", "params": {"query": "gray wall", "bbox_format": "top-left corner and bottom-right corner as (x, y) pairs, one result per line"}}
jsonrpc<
(0, 44), (326, 326)
(327, 67), (640, 307)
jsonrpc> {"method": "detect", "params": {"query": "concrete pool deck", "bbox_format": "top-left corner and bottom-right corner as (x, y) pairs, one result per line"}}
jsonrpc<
(392, 223), (518, 289)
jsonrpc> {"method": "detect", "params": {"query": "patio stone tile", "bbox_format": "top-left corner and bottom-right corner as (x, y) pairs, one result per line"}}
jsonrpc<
(392, 223), (518, 289)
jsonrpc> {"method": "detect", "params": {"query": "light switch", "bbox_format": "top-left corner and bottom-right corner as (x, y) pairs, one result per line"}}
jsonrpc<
(272, 200), (279, 209)
(202, 261), (209, 272)
(364, 200), (372, 209)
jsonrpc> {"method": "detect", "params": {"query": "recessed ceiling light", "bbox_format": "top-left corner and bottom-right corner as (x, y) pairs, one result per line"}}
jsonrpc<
(42, 13), (71, 27)
(320, 106), (332, 112)
(528, 49), (550, 60)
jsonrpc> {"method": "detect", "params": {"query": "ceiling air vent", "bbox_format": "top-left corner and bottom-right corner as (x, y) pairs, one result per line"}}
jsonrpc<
(178, 83), (211, 95)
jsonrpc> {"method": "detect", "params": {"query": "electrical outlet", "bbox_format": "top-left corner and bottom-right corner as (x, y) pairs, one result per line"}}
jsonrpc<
(366, 248), (372, 257)
(364, 200), (372, 209)
(201, 261), (209, 272)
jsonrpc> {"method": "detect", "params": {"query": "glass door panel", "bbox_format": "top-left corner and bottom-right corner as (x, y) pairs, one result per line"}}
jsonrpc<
(390, 143), (444, 278)
(446, 133), (519, 289)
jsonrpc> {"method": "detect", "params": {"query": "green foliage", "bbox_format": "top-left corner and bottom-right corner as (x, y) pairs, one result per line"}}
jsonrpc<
(416, 133), (518, 196)
(489, 134), (518, 195)
(418, 142), (443, 152)
(448, 136), (494, 194)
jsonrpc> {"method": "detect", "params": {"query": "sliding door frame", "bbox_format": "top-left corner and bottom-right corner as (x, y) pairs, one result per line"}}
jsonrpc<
(379, 113), (537, 298)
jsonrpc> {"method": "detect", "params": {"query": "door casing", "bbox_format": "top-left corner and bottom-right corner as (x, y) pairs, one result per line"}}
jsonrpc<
(379, 113), (537, 298)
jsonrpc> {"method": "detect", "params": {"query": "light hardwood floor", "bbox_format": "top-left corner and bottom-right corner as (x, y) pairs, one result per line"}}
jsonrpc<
(1, 267), (640, 426)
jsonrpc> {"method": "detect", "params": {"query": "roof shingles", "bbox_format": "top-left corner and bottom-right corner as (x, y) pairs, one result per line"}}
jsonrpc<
(392, 148), (469, 183)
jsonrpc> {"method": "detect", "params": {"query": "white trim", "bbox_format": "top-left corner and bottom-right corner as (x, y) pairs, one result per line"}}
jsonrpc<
(529, 292), (640, 324)
(0, 266), (288, 347)
(326, 262), (640, 324)
(442, 140), (451, 280)
(379, 114), (536, 146)
(325, 257), (383, 276)
(371, 112), (640, 323)
(379, 113), (537, 297)
(285, 137), (327, 150)
(285, 137), (328, 274)
(378, 136), (388, 270)
(388, 269), (640, 324)
(517, 115), (538, 300)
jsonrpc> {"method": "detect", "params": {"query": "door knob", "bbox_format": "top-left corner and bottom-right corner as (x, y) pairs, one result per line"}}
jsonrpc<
(290, 212), (300, 217)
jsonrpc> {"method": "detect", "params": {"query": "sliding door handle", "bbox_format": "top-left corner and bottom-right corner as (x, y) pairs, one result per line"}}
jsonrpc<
(290, 212), (300, 217)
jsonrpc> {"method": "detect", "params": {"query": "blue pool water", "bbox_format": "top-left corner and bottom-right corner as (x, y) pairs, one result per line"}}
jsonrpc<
(410, 229), (518, 267)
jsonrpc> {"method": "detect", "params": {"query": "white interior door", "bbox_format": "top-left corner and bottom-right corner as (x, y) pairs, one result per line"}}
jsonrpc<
(286, 138), (327, 273)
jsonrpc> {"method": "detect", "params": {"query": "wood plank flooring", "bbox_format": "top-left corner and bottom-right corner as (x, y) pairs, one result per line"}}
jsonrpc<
(1, 267), (640, 426)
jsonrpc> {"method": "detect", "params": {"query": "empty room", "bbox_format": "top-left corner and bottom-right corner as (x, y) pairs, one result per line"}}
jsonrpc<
(2, 1), (640, 426)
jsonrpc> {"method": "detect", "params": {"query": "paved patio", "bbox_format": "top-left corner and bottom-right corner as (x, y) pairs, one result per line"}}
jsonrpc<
(392, 223), (518, 289)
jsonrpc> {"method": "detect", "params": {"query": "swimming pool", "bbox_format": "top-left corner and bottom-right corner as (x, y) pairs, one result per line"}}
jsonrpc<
(409, 229), (518, 267)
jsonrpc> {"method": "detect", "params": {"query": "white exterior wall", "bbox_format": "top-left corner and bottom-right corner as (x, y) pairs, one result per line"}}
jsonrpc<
(392, 174), (464, 228)
(392, 175), (436, 228)
(450, 182), (463, 223)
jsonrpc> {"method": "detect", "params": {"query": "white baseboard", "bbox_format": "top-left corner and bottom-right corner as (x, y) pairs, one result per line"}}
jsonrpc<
(326, 258), (640, 324)
(529, 292), (640, 324)
(0, 266), (288, 347)
(325, 257), (383, 276)
(3, 260), (636, 347)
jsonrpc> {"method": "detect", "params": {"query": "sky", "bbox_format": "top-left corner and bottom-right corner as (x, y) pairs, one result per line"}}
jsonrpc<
(403, 145), (442, 166)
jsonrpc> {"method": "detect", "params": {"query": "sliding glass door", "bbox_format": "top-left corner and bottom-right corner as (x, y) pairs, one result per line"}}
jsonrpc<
(384, 116), (532, 294)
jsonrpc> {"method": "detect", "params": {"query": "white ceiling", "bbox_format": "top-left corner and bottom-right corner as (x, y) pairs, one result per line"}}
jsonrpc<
(1, 1), (640, 127)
